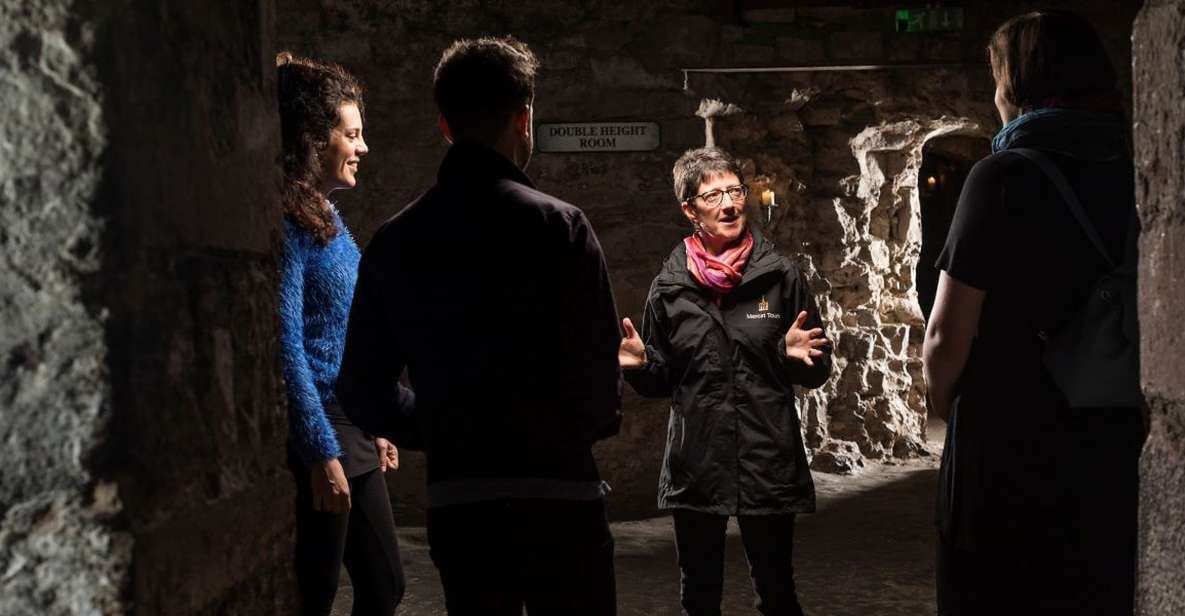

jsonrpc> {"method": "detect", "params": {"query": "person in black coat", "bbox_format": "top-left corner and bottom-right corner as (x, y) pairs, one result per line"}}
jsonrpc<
(923, 11), (1145, 615)
(336, 36), (622, 616)
(620, 147), (833, 616)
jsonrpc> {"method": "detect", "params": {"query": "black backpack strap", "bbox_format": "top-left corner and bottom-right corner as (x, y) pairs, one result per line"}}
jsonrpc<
(1005, 148), (1117, 270)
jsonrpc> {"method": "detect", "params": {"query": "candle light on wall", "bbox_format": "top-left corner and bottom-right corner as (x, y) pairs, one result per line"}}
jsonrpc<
(760, 189), (778, 223)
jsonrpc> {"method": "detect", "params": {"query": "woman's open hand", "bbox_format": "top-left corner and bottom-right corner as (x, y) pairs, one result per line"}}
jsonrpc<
(619, 317), (647, 369)
(785, 311), (829, 367)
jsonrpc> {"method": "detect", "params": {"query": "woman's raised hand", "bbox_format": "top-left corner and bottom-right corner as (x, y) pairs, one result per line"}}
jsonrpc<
(619, 317), (647, 369)
(785, 311), (829, 367)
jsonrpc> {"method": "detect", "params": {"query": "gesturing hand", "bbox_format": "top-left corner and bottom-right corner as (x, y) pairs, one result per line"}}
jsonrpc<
(785, 311), (829, 367)
(375, 437), (399, 472)
(311, 458), (351, 513)
(619, 317), (647, 369)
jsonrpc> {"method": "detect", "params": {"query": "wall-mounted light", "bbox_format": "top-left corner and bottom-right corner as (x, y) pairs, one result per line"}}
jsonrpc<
(926, 175), (938, 188)
(761, 189), (778, 223)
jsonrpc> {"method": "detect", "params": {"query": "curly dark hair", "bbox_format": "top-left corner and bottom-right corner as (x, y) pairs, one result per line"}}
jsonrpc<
(433, 36), (538, 143)
(276, 52), (364, 244)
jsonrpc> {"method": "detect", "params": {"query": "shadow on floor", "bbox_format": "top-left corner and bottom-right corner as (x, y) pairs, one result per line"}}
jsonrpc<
(332, 462), (940, 616)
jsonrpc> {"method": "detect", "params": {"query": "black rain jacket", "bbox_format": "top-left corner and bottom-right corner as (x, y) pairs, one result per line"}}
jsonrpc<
(625, 231), (831, 515)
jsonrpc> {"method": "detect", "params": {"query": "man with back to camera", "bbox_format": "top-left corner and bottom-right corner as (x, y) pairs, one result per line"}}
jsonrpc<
(335, 36), (623, 615)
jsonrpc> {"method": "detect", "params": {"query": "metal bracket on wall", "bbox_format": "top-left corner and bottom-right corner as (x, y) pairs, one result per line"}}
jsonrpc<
(680, 63), (983, 90)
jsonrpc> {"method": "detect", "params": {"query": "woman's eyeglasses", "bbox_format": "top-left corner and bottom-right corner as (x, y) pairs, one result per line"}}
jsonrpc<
(690, 185), (748, 208)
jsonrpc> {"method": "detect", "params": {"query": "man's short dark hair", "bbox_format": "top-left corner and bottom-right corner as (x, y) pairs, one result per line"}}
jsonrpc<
(672, 147), (745, 204)
(988, 11), (1118, 110)
(433, 36), (538, 142)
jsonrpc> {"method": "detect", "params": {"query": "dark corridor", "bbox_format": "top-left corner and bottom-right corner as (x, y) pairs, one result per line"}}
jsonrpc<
(916, 136), (992, 323)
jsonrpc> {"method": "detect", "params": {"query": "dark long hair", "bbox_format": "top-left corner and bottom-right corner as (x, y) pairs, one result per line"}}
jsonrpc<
(276, 52), (364, 244)
(988, 11), (1120, 113)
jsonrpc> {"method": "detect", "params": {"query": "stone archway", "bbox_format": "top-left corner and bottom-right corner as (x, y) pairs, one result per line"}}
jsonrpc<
(803, 119), (991, 471)
(915, 135), (992, 323)
(703, 91), (994, 472)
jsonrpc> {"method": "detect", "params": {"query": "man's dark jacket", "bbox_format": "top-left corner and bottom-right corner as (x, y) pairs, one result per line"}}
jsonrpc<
(336, 143), (623, 507)
(625, 232), (831, 514)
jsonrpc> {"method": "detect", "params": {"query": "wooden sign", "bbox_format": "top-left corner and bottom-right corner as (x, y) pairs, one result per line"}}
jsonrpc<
(537, 122), (660, 153)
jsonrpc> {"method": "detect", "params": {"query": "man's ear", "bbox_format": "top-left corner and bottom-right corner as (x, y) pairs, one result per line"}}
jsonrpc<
(438, 115), (454, 144)
(514, 104), (531, 138)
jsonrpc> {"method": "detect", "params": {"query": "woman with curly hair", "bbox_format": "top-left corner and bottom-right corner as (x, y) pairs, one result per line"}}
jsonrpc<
(276, 52), (406, 615)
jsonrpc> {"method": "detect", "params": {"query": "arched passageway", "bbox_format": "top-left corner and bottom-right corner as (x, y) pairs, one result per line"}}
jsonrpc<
(915, 136), (991, 323)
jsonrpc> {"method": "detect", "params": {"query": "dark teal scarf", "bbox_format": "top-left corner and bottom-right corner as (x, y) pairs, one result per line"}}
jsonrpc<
(992, 107), (1130, 161)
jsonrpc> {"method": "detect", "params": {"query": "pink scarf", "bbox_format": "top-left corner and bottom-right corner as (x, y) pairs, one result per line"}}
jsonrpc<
(684, 231), (753, 301)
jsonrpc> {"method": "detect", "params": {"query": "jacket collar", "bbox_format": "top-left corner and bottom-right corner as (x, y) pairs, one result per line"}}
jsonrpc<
(437, 141), (536, 189)
(655, 227), (786, 294)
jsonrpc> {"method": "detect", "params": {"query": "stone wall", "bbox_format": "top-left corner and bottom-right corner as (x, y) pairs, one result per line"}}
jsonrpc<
(1133, 2), (1185, 614)
(3, 1), (1166, 612)
(277, 0), (1141, 519)
(0, 2), (128, 613)
(1, 1), (293, 614)
(102, 3), (296, 613)
(698, 73), (994, 473)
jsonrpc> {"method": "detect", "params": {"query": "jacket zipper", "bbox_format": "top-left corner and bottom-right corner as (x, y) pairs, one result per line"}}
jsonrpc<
(720, 269), (783, 515)
(712, 296), (741, 516)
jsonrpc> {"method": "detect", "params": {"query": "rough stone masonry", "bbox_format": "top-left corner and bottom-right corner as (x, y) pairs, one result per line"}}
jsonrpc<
(1, 1), (295, 614)
(1, 2), (127, 613)
(1133, 1), (1185, 614)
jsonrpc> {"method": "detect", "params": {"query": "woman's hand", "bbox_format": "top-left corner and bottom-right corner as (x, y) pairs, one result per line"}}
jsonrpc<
(785, 311), (829, 367)
(311, 458), (351, 513)
(375, 437), (399, 472)
(619, 318), (647, 369)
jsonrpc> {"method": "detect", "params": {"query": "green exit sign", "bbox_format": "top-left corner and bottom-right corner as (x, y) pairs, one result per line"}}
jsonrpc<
(896, 8), (964, 33)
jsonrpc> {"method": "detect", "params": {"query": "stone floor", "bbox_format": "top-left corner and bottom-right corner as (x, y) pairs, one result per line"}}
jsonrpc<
(334, 420), (946, 615)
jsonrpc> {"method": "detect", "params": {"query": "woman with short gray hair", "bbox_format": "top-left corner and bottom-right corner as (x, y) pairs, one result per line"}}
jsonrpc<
(620, 147), (832, 616)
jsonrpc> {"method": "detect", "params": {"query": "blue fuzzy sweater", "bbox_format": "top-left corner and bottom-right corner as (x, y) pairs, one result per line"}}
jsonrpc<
(279, 210), (360, 464)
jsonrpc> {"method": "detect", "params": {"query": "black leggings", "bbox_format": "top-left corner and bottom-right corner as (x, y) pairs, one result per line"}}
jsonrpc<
(426, 498), (617, 616)
(672, 510), (804, 616)
(293, 467), (405, 616)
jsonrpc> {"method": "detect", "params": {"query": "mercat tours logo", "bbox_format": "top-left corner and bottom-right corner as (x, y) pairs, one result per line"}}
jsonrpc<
(747, 296), (780, 320)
